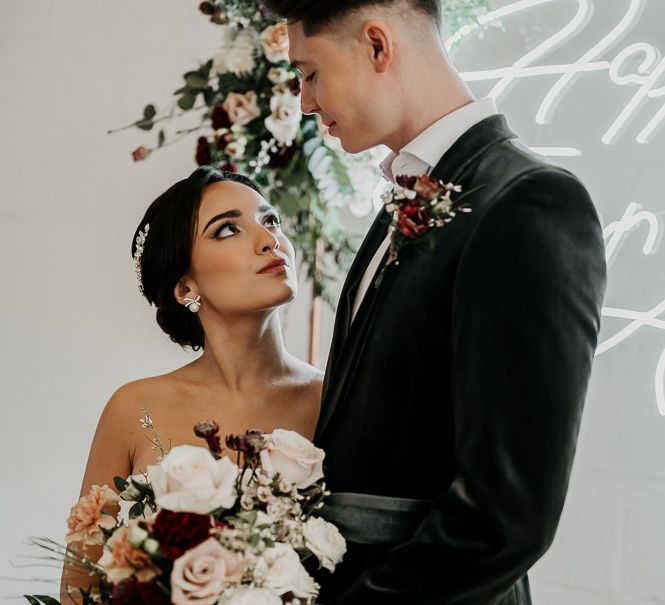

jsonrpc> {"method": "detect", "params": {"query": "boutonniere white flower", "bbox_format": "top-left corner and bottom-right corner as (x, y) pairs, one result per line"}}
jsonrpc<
(375, 174), (474, 287)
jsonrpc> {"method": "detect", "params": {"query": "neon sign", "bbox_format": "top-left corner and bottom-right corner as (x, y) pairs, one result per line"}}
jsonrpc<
(448, 0), (665, 145)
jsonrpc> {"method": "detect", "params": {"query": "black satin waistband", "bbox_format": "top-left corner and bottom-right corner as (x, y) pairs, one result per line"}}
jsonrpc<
(317, 492), (430, 545)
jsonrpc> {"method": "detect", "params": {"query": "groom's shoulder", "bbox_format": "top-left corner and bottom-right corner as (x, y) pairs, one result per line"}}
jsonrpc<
(481, 137), (584, 190)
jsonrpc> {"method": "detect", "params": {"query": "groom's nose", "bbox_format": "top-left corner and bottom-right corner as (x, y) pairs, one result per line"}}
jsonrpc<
(300, 82), (319, 115)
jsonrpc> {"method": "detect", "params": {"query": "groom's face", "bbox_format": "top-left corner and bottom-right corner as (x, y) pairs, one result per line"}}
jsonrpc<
(287, 20), (389, 153)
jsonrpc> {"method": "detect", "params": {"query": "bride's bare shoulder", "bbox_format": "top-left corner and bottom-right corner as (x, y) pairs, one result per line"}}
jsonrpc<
(100, 372), (184, 434)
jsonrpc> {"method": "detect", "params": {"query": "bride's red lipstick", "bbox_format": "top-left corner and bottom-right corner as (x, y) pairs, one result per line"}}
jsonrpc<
(258, 258), (288, 274)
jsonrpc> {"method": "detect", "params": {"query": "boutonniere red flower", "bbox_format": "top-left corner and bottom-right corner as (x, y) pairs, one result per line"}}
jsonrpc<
(375, 174), (473, 287)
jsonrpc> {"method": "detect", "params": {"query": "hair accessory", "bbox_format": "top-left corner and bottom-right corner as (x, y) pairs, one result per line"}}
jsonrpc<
(184, 294), (202, 313)
(133, 224), (150, 295)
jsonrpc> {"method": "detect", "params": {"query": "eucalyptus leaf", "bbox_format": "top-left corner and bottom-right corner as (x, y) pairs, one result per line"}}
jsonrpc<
(113, 476), (129, 491)
(177, 93), (197, 110)
(23, 597), (41, 605)
(135, 119), (153, 131)
(129, 501), (144, 519)
(185, 71), (208, 90)
(158, 130), (166, 147)
(143, 104), (156, 120)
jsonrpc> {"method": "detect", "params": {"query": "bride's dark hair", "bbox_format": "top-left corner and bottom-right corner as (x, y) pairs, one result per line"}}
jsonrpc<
(131, 166), (264, 350)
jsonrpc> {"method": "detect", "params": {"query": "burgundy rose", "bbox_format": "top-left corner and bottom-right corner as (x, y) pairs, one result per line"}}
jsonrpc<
(395, 175), (417, 190)
(211, 106), (232, 130)
(195, 137), (212, 166)
(152, 509), (214, 560)
(220, 161), (238, 173)
(413, 175), (442, 201)
(397, 202), (430, 238)
(113, 578), (170, 605)
(288, 76), (302, 96)
(268, 142), (297, 169)
(132, 146), (150, 162)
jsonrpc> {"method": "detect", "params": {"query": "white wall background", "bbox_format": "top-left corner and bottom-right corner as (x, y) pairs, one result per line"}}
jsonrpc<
(1, 1), (664, 603)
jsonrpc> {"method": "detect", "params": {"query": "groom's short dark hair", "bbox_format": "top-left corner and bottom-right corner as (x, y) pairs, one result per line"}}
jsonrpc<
(260, 0), (441, 35)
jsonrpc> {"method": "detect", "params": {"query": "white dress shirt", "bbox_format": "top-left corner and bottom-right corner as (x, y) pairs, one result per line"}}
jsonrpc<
(350, 97), (498, 321)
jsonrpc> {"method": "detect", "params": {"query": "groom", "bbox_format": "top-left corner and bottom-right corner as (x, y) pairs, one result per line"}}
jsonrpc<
(262, 1), (607, 603)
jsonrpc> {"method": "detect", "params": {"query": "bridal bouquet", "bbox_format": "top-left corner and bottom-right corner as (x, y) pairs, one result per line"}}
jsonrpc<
(27, 418), (345, 605)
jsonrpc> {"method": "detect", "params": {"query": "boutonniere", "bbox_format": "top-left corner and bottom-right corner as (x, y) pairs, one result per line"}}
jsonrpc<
(375, 174), (473, 288)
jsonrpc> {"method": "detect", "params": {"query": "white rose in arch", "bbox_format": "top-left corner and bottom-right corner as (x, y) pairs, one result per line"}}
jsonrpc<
(302, 516), (347, 572)
(214, 29), (256, 76)
(218, 586), (281, 605)
(259, 428), (325, 489)
(264, 93), (302, 147)
(148, 445), (238, 514)
(260, 542), (319, 599)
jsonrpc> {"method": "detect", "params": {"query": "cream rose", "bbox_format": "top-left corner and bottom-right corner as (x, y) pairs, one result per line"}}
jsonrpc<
(259, 543), (318, 599)
(222, 91), (261, 126)
(260, 429), (324, 488)
(268, 67), (291, 85)
(215, 29), (257, 76)
(148, 445), (238, 514)
(218, 586), (281, 605)
(171, 537), (243, 605)
(260, 23), (290, 63)
(65, 484), (119, 547)
(302, 517), (347, 572)
(264, 93), (302, 147)
(97, 523), (158, 584)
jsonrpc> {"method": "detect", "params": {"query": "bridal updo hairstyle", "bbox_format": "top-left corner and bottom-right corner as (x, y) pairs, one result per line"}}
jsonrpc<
(259, 0), (441, 34)
(132, 166), (264, 350)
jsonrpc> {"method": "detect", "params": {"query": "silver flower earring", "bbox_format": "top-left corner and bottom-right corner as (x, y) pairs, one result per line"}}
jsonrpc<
(184, 295), (201, 313)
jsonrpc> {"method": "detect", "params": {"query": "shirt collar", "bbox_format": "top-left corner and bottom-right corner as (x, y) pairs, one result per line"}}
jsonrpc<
(380, 97), (498, 183)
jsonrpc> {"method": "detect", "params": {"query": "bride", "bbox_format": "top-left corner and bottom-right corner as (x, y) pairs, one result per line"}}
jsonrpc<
(59, 166), (323, 601)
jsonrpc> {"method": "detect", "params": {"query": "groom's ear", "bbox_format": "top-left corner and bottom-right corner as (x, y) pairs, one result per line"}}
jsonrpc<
(173, 278), (197, 306)
(361, 21), (394, 73)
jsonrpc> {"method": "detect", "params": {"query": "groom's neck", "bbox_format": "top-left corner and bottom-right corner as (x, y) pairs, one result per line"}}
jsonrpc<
(383, 54), (475, 153)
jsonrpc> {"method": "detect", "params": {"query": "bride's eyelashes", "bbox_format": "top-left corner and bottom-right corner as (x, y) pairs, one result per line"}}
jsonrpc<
(213, 212), (282, 240)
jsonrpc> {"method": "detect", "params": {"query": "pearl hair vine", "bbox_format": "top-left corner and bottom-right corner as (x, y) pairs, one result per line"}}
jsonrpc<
(133, 223), (150, 295)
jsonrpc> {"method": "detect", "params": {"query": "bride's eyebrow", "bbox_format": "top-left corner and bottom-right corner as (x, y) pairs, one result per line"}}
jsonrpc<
(201, 204), (276, 234)
(202, 209), (242, 235)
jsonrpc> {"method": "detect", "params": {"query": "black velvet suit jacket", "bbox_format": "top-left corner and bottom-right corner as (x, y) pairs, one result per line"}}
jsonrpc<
(314, 115), (607, 605)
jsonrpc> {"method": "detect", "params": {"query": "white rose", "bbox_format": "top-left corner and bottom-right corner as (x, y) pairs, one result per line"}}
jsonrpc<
(260, 543), (319, 599)
(260, 23), (290, 63)
(214, 29), (256, 76)
(224, 137), (247, 159)
(148, 445), (238, 514)
(260, 429), (325, 489)
(302, 517), (347, 572)
(264, 93), (302, 147)
(218, 586), (281, 605)
(268, 67), (291, 84)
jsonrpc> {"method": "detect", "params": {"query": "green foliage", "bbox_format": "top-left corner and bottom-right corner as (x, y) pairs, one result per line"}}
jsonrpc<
(116, 0), (491, 304)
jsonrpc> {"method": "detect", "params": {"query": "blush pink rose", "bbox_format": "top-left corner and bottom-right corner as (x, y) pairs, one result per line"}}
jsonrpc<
(260, 23), (289, 63)
(171, 537), (243, 605)
(65, 484), (120, 547)
(221, 91), (260, 126)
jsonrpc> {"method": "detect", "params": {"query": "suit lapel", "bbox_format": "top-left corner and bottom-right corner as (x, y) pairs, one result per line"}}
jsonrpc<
(322, 208), (391, 378)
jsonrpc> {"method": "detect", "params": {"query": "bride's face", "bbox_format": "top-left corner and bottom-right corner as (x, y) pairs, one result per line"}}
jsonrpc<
(186, 181), (297, 315)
